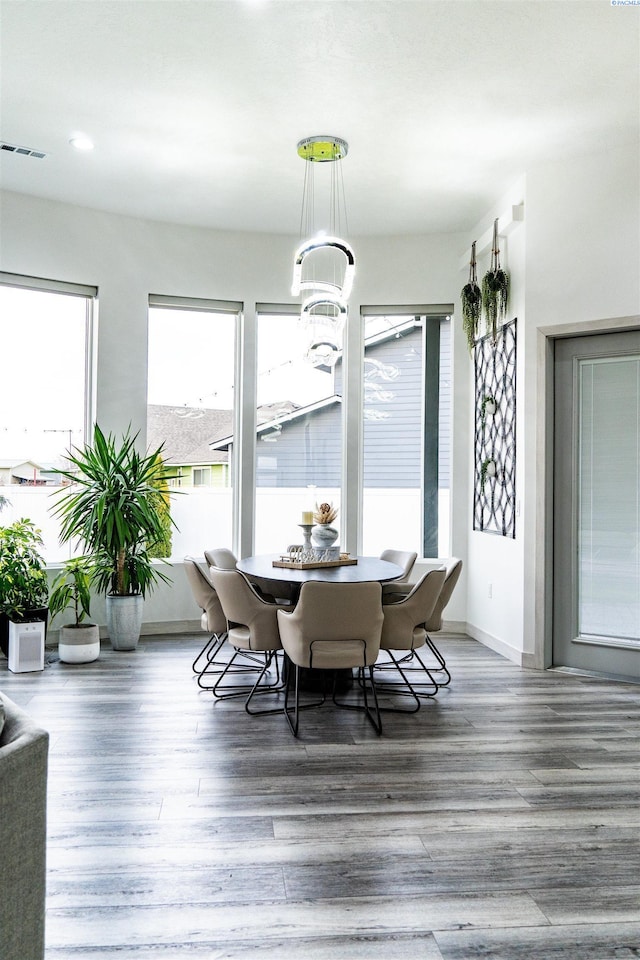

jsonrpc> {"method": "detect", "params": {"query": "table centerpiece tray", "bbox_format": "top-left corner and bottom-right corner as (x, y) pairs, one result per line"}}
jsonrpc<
(272, 557), (358, 570)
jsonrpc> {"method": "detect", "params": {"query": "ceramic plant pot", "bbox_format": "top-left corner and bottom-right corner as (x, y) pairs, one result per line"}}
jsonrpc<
(58, 623), (100, 664)
(105, 594), (144, 651)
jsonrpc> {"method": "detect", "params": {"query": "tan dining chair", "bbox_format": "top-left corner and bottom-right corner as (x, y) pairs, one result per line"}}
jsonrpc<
(184, 557), (228, 676)
(376, 567), (447, 709)
(205, 547), (237, 570)
(380, 548), (418, 602)
(421, 558), (463, 686)
(209, 567), (293, 714)
(206, 546), (293, 604)
(277, 580), (384, 736)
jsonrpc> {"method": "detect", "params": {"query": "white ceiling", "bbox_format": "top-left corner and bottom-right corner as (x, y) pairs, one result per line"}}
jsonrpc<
(1, 0), (638, 236)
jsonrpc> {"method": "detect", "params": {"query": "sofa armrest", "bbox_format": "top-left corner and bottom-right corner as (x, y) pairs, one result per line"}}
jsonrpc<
(0, 694), (49, 960)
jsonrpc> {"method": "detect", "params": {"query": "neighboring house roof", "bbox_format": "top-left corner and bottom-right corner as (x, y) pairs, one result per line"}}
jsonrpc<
(0, 459), (45, 470)
(147, 405), (232, 465)
(211, 395), (342, 451)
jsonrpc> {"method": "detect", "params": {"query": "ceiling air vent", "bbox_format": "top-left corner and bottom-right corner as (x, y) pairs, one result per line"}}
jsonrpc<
(0, 141), (48, 159)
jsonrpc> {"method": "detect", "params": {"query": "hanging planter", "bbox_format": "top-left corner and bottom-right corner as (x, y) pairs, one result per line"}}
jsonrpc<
(481, 457), (497, 486)
(461, 240), (482, 353)
(482, 219), (509, 343)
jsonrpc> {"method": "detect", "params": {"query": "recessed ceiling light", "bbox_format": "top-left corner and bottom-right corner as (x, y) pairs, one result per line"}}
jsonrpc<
(69, 135), (94, 151)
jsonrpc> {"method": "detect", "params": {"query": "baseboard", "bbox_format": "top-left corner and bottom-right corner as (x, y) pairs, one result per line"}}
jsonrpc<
(140, 620), (201, 637)
(465, 622), (529, 667)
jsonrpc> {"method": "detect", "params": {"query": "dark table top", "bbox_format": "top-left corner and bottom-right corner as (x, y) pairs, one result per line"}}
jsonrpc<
(237, 554), (404, 585)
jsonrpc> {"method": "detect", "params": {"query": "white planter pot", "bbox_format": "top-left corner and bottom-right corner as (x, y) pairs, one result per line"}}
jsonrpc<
(105, 594), (144, 651)
(59, 623), (100, 664)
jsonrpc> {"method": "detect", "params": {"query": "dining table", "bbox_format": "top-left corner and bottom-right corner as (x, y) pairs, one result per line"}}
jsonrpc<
(236, 554), (404, 602)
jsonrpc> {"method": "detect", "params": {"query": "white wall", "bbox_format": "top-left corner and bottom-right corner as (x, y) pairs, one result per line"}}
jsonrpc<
(460, 143), (640, 666)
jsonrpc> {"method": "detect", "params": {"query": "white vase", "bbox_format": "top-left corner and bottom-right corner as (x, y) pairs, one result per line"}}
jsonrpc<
(311, 524), (339, 548)
(105, 594), (144, 651)
(59, 623), (100, 664)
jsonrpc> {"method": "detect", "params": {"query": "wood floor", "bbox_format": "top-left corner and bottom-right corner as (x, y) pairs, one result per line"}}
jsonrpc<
(2, 634), (639, 959)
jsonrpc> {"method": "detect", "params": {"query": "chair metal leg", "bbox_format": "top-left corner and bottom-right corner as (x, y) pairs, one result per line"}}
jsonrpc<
(424, 635), (452, 685)
(373, 647), (439, 707)
(192, 631), (226, 675)
(282, 655), (328, 737)
(244, 652), (288, 715)
(332, 666), (383, 734)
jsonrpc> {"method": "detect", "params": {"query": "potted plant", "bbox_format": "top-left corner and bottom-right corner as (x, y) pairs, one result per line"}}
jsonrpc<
(0, 519), (49, 657)
(480, 457), (497, 487)
(49, 557), (100, 663)
(51, 425), (175, 651)
(311, 501), (339, 550)
(480, 393), (497, 426)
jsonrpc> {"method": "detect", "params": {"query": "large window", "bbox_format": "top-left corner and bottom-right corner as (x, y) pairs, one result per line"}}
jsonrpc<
(146, 296), (238, 559)
(361, 311), (451, 557)
(0, 275), (95, 562)
(253, 308), (342, 554)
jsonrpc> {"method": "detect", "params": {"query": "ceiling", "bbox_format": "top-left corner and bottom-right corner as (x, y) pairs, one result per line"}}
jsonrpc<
(1, 0), (638, 237)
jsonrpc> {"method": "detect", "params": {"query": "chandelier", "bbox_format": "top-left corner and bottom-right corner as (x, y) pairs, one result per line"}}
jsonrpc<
(291, 135), (355, 366)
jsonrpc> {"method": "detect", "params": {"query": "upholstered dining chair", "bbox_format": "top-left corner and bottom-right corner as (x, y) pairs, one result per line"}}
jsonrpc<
(376, 567), (447, 709)
(421, 558), (463, 686)
(206, 546), (293, 603)
(277, 580), (384, 737)
(208, 567), (293, 713)
(184, 557), (228, 677)
(379, 549), (418, 602)
(204, 547), (237, 570)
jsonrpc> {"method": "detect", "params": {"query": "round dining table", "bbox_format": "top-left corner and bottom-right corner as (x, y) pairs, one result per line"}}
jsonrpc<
(236, 554), (404, 594)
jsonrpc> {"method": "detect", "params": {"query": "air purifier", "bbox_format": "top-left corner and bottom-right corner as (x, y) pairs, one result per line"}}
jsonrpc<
(8, 620), (45, 673)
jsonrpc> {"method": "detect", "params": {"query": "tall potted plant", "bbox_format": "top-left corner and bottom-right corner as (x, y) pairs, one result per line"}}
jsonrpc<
(51, 425), (175, 651)
(0, 519), (49, 657)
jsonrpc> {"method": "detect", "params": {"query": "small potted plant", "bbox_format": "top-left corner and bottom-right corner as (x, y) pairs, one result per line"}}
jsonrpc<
(48, 557), (100, 664)
(0, 519), (49, 657)
(480, 393), (497, 425)
(480, 458), (497, 487)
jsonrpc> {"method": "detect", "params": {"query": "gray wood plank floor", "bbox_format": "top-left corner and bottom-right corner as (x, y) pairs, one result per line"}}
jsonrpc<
(2, 634), (639, 959)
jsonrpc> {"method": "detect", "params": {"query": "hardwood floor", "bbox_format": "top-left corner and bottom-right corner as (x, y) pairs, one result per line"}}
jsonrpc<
(2, 634), (639, 959)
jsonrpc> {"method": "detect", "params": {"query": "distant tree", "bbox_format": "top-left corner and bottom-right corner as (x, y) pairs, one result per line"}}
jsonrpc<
(147, 456), (173, 559)
(0, 495), (10, 515)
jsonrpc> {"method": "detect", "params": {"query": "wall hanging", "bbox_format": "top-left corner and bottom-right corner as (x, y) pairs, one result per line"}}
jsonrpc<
(481, 219), (510, 343)
(473, 317), (517, 537)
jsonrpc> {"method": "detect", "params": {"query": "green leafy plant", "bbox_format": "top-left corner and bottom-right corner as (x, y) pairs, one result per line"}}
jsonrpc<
(461, 240), (481, 353)
(51, 425), (175, 598)
(48, 556), (94, 626)
(481, 219), (509, 343)
(0, 518), (49, 620)
(480, 457), (497, 487)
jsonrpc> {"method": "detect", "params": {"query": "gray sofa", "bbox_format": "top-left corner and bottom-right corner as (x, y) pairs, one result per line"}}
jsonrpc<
(0, 693), (49, 960)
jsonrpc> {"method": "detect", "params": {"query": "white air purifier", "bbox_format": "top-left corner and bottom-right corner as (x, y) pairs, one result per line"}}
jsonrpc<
(8, 620), (45, 673)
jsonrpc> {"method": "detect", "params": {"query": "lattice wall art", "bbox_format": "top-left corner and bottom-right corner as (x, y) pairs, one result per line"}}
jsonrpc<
(473, 317), (517, 537)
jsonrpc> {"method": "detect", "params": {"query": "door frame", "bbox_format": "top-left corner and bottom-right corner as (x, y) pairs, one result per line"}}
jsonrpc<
(536, 314), (640, 671)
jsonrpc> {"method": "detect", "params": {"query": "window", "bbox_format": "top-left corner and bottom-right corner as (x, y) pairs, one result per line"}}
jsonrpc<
(192, 467), (211, 487)
(146, 296), (239, 559)
(0, 274), (95, 562)
(361, 310), (451, 557)
(254, 308), (343, 554)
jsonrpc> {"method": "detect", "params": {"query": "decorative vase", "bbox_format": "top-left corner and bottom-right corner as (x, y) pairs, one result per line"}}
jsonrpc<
(311, 524), (339, 549)
(59, 623), (100, 664)
(105, 594), (144, 651)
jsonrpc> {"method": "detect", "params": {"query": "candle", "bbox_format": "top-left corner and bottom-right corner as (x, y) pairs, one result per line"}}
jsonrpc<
(301, 511), (314, 524)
